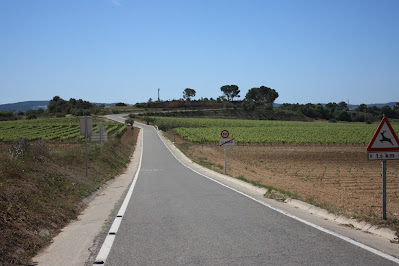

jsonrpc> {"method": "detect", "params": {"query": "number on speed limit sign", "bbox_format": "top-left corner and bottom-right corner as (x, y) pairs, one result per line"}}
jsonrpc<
(221, 130), (229, 138)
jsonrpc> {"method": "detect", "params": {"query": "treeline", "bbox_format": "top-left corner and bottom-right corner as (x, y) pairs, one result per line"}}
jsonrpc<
(48, 96), (103, 116)
(0, 111), (18, 121)
(0, 109), (47, 121)
(279, 102), (399, 122)
(0, 96), (105, 120)
(136, 85), (279, 109)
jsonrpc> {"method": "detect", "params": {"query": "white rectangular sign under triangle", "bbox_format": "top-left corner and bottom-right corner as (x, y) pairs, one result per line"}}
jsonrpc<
(367, 117), (399, 160)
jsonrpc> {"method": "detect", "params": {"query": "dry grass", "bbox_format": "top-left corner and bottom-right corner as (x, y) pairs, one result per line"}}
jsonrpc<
(0, 127), (139, 266)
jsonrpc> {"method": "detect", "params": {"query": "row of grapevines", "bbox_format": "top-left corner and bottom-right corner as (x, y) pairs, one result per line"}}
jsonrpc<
(0, 118), (123, 142)
(150, 117), (399, 144)
(174, 126), (379, 144)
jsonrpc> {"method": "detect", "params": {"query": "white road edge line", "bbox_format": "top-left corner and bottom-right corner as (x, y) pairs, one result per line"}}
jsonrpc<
(93, 127), (144, 265)
(156, 129), (399, 264)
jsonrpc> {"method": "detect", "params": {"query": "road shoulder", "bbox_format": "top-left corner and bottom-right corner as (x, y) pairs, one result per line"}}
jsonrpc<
(32, 130), (142, 266)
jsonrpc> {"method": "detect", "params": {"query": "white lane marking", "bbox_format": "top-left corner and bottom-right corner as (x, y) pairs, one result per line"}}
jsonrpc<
(156, 129), (399, 264)
(93, 126), (144, 265)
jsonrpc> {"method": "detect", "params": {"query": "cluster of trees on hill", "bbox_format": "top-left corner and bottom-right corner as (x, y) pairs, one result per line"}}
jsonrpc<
(48, 96), (103, 116)
(0, 111), (17, 121)
(136, 84), (398, 123)
(0, 109), (46, 121)
(137, 85), (279, 109)
(0, 96), (106, 120)
(280, 102), (399, 122)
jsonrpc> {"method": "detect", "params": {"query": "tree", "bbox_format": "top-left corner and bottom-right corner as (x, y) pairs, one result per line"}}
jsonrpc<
(245, 86), (279, 107)
(220, 85), (240, 101)
(356, 104), (367, 112)
(183, 88), (196, 101)
(381, 105), (397, 118)
(338, 101), (348, 110)
(334, 110), (351, 121)
(125, 118), (134, 126)
(245, 88), (258, 101)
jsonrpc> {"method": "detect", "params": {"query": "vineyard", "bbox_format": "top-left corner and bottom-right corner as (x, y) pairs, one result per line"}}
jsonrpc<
(0, 117), (125, 142)
(151, 117), (399, 144)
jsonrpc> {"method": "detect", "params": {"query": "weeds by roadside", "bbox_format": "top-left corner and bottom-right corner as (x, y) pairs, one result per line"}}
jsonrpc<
(0, 128), (139, 266)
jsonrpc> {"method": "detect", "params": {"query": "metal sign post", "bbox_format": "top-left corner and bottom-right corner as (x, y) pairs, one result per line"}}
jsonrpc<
(367, 116), (399, 220)
(382, 160), (387, 220)
(224, 148), (227, 175)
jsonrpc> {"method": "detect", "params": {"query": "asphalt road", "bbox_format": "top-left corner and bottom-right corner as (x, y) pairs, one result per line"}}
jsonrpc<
(99, 116), (396, 265)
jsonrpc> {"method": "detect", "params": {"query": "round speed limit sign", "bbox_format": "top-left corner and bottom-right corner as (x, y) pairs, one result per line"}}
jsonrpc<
(221, 130), (229, 138)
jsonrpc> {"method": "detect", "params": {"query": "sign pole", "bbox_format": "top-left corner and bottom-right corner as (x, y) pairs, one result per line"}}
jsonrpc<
(85, 115), (88, 177)
(224, 148), (227, 175)
(382, 160), (387, 220)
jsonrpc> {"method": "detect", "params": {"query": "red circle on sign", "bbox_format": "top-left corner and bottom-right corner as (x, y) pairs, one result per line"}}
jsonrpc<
(221, 130), (229, 138)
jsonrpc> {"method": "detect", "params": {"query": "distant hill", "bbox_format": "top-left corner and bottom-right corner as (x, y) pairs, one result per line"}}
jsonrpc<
(0, 101), (117, 112)
(348, 102), (397, 110)
(0, 101), (49, 112)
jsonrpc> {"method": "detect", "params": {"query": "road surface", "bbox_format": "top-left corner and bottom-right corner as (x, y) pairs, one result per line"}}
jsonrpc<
(95, 115), (397, 265)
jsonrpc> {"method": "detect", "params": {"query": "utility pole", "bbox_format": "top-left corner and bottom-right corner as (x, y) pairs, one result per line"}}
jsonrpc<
(158, 88), (160, 101)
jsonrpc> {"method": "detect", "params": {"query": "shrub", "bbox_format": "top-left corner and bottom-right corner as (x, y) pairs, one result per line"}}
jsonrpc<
(125, 118), (134, 126)
(9, 137), (30, 159)
(242, 101), (255, 111)
(27, 114), (37, 120)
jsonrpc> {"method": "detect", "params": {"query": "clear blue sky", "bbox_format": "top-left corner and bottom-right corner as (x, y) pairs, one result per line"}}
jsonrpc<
(1, 0), (398, 105)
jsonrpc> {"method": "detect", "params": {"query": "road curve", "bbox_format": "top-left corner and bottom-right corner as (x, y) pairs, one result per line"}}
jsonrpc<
(97, 114), (397, 266)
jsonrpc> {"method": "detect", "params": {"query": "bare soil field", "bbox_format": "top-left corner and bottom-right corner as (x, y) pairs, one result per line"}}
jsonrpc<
(175, 139), (399, 230)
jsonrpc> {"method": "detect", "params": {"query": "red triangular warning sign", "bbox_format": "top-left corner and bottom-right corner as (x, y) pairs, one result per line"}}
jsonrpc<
(367, 117), (399, 151)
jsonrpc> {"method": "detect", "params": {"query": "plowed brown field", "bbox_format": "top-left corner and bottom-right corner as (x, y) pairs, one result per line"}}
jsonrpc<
(178, 141), (399, 227)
